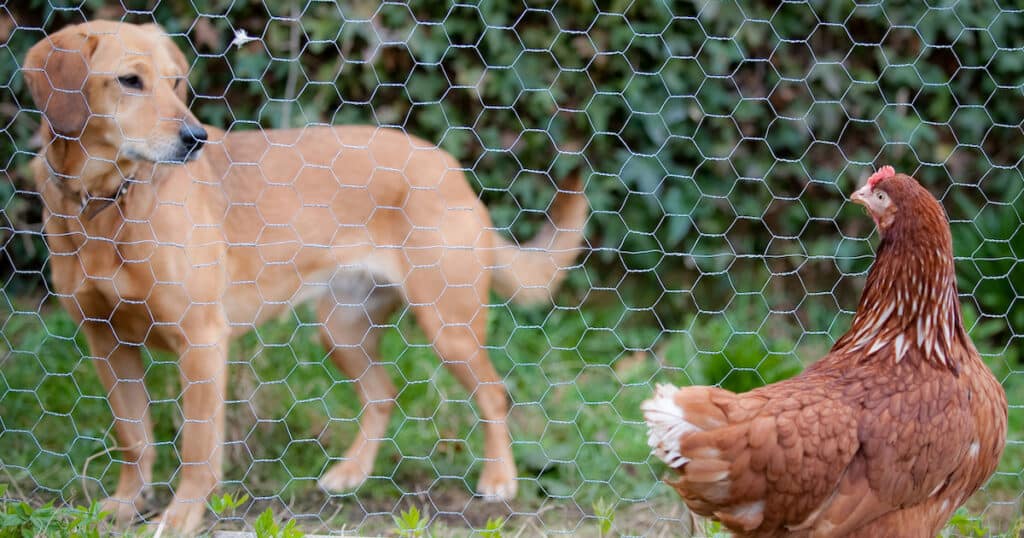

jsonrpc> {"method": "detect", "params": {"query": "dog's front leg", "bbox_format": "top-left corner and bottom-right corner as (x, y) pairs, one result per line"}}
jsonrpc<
(158, 318), (229, 535)
(83, 323), (156, 527)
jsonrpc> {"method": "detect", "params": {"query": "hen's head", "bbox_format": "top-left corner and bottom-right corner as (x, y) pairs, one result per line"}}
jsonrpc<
(850, 166), (948, 243)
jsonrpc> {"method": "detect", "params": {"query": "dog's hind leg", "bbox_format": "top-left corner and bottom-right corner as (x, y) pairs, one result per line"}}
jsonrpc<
(317, 274), (401, 492)
(404, 259), (518, 501)
(83, 323), (156, 527)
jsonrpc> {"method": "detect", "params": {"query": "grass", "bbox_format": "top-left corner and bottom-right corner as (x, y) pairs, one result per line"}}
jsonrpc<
(0, 290), (1022, 536)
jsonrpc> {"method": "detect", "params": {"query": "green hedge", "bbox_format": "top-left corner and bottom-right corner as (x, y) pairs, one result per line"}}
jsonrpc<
(1, 1), (1021, 348)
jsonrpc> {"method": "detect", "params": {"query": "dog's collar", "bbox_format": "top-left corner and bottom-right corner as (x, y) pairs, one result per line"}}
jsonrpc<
(44, 158), (135, 221)
(80, 180), (132, 220)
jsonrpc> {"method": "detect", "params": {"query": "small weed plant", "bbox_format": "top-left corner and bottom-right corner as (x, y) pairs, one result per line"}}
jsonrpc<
(478, 516), (504, 538)
(209, 491), (250, 516)
(253, 507), (304, 538)
(0, 484), (108, 538)
(592, 497), (615, 537)
(393, 505), (429, 537)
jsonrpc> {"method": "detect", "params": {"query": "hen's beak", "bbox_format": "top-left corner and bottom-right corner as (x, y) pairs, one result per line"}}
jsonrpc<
(850, 184), (872, 206)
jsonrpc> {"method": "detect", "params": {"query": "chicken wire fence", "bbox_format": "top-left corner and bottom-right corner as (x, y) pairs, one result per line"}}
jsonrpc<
(1, 0), (1023, 535)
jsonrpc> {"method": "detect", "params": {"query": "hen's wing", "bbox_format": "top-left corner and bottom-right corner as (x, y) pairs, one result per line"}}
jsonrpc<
(811, 363), (978, 536)
(644, 363), (977, 535)
(644, 378), (863, 532)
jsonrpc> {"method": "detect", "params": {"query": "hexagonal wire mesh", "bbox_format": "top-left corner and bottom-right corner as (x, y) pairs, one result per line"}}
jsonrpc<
(0, 1), (1022, 536)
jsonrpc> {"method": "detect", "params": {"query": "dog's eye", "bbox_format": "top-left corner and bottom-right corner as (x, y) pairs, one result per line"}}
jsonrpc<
(118, 74), (143, 90)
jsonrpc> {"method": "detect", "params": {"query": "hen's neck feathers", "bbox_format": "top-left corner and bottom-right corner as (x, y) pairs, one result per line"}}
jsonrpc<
(834, 183), (969, 374)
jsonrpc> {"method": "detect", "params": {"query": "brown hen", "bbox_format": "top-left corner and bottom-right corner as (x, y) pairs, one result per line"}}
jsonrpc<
(643, 167), (1007, 537)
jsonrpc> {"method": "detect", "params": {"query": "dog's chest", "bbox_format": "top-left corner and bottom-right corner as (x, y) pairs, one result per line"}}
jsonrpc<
(50, 263), (164, 346)
(46, 215), (210, 347)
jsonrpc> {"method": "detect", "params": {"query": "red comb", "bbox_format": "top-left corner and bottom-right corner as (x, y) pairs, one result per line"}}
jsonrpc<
(866, 165), (896, 188)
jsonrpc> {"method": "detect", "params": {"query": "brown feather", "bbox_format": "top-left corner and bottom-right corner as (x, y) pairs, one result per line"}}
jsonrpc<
(643, 170), (1008, 536)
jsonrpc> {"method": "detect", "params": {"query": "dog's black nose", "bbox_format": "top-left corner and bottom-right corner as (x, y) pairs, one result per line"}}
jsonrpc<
(179, 123), (208, 150)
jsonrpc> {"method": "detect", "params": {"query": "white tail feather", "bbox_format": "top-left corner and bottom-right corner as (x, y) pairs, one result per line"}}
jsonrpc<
(642, 383), (700, 468)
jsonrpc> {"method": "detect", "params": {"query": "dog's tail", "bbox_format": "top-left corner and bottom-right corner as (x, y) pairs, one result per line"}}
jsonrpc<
(491, 174), (588, 305)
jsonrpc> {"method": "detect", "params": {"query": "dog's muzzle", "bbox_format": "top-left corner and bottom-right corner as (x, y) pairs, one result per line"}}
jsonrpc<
(175, 122), (207, 162)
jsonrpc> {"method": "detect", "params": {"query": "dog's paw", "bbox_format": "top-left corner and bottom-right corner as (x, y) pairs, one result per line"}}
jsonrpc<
(477, 462), (518, 501)
(152, 494), (208, 536)
(318, 460), (370, 492)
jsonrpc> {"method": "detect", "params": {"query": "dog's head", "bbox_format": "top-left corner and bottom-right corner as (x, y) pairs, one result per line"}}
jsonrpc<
(24, 21), (206, 165)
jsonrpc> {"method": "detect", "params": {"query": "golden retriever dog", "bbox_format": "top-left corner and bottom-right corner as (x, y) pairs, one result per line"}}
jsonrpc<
(23, 20), (586, 534)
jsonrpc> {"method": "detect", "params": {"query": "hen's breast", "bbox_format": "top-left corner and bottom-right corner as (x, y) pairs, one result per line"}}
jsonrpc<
(848, 353), (1006, 534)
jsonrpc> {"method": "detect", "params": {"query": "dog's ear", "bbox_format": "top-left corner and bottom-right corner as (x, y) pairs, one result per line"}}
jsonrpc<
(142, 23), (190, 101)
(23, 28), (97, 137)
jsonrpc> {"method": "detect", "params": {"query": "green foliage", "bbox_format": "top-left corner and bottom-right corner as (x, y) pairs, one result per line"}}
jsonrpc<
(657, 301), (806, 393)
(940, 508), (988, 538)
(1, 299), (1019, 534)
(478, 517), (504, 538)
(392, 506), (428, 538)
(592, 497), (615, 538)
(950, 185), (1024, 350)
(0, 485), (109, 538)
(700, 519), (729, 538)
(1, 3), (1020, 362)
(0, 6), (1022, 534)
(209, 491), (249, 516)
(253, 508), (303, 538)
(0, 483), (305, 538)
(1011, 515), (1024, 538)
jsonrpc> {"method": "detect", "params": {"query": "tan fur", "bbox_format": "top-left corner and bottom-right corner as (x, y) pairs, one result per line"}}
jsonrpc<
(24, 21), (588, 534)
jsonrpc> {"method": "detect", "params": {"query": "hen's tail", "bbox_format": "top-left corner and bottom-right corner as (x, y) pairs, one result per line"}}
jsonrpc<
(643, 384), (699, 468)
(643, 384), (767, 532)
(491, 174), (588, 305)
(642, 384), (732, 469)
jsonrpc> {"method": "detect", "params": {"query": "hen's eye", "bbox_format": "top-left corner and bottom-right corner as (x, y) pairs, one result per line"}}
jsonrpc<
(876, 192), (885, 201)
(118, 74), (143, 90)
